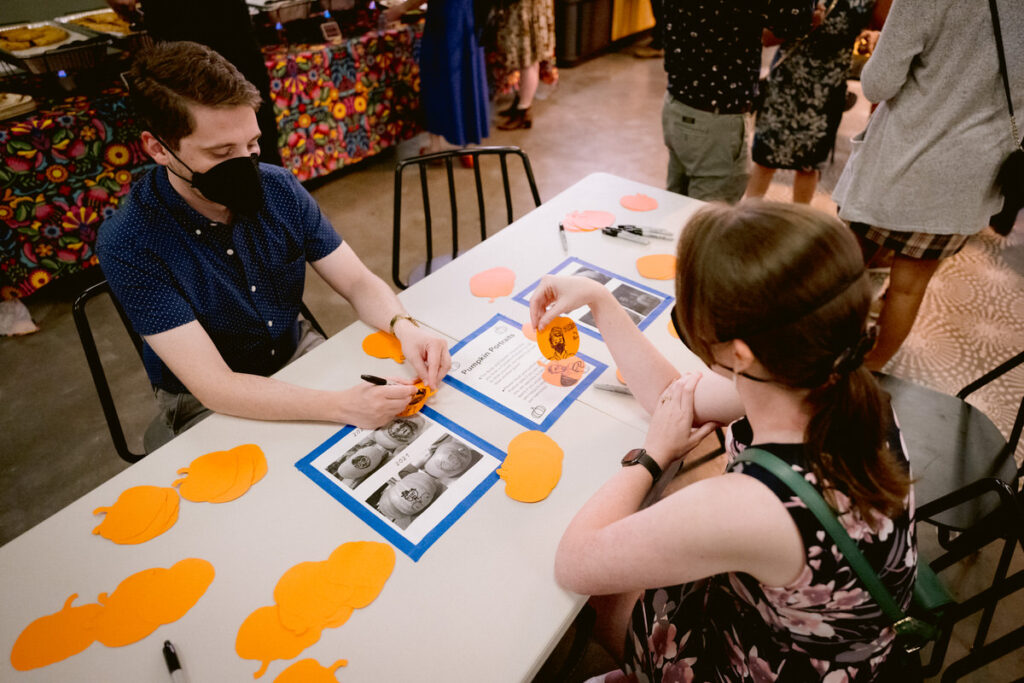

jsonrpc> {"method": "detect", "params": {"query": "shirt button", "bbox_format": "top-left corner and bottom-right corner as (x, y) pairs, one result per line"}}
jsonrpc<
(195, 229), (202, 236)
(227, 248), (234, 256)
(209, 222), (217, 227)
(251, 285), (257, 292)
(270, 349), (276, 356)
(267, 320), (273, 327)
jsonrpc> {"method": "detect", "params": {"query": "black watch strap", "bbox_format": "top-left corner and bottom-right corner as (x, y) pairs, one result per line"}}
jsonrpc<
(622, 448), (662, 480)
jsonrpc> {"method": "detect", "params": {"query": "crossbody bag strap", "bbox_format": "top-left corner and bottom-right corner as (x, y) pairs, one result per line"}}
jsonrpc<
(988, 0), (1022, 149)
(735, 448), (907, 623)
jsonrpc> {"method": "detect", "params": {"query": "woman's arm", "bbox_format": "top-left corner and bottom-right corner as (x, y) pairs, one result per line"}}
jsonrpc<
(860, 0), (931, 103)
(529, 275), (743, 424)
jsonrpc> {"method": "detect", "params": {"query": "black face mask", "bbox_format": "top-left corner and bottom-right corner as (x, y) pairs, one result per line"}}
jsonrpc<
(159, 138), (264, 216)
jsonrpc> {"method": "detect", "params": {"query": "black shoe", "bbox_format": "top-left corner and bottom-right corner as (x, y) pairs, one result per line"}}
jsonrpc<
(497, 107), (532, 130)
(497, 94), (519, 118)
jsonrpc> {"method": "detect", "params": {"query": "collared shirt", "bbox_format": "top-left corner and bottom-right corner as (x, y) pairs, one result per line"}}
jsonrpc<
(97, 164), (342, 393)
(663, 0), (814, 114)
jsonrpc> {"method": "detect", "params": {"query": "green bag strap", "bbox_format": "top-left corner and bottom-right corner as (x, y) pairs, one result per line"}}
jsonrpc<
(735, 448), (909, 623)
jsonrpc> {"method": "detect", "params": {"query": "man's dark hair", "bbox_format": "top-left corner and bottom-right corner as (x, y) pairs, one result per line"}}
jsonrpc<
(128, 41), (262, 150)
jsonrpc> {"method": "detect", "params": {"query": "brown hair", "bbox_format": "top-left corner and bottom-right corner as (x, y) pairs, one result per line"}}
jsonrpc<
(128, 41), (261, 150)
(675, 200), (909, 521)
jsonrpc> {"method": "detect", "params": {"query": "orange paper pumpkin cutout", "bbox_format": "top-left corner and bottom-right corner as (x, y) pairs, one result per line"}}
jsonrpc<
(521, 321), (537, 341)
(537, 316), (580, 360)
(636, 254), (676, 281)
(173, 444), (267, 503)
(469, 267), (516, 302)
(94, 558), (215, 647)
(236, 606), (324, 679)
(397, 380), (435, 417)
(561, 210), (616, 232)
(92, 485), (180, 544)
(275, 658), (348, 683)
(542, 356), (587, 387)
(10, 594), (104, 671)
(237, 542), (395, 678)
(361, 331), (405, 363)
(497, 431), (564, 503)
(620, 193), (658, 211)
(616, 368), (627, 384)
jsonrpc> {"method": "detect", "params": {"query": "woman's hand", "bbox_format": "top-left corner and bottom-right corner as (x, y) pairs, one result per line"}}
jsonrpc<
(644, 373), (718, 469)
(529, 275), (609, 332)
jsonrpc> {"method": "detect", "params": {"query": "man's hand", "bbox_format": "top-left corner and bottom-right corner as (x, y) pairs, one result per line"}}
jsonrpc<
(393, 320), (451, 389)
(337, 378), (418, 429)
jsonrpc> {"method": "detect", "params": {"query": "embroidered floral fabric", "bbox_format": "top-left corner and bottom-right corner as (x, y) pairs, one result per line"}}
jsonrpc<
(614, 419), (916, 682)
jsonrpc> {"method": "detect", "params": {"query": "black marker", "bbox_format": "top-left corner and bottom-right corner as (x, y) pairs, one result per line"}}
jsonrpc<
(163, 641), (186, 682)
(360, 374), (389, 386)
(558, 222), (569, 254)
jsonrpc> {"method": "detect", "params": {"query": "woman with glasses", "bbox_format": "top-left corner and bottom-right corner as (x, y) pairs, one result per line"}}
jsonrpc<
(529, 200), (915, 681)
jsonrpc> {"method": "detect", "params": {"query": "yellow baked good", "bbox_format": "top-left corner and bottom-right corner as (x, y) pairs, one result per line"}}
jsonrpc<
(70, 11), (131, 34)
(0, 25), (69, 52)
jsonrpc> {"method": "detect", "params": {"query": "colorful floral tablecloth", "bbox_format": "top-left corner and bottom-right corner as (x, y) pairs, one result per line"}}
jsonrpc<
(0, 90), (150, 300)
(0, 24), (423, 300)
(266, 22), (423, 182)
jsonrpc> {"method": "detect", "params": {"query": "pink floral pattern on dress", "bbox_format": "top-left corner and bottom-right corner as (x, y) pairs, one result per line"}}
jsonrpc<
(619, 418), (916, 682)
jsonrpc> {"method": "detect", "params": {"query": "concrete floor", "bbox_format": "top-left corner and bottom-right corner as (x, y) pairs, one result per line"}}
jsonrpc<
(2, 43), (1022, 681)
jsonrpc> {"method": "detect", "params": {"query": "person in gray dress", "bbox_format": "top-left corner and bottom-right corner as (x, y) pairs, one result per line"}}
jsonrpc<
(831, 0), (1023, 370)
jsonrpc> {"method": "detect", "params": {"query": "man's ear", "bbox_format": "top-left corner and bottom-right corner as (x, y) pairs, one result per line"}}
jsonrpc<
(140, 131), (171, 166)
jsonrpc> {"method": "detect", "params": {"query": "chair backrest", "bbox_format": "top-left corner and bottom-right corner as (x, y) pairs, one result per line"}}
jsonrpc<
(72, 279), (148, 464)
(391, 145), (542, 289)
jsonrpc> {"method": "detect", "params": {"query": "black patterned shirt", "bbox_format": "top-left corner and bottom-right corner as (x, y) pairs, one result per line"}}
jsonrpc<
(664, 0), (814, 114)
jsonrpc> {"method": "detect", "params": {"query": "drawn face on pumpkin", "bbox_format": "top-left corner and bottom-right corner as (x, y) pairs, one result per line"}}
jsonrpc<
(336, 444), (387, 480)
(373, 415), (424, 450)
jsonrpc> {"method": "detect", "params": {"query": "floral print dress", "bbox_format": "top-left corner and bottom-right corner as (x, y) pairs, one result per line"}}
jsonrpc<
(613, 418), (916, 682)
(752, 0), (876, 170)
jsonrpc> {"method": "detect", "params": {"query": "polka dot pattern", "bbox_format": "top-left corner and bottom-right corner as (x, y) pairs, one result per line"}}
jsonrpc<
(664, 2), (812, 113)
(96, 165), (343, 393)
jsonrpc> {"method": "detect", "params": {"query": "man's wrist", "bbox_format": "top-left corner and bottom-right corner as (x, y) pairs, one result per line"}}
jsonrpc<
(389, 314), (419, 336)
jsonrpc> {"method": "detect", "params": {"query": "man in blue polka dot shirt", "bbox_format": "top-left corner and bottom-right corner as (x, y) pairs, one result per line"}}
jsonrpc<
(97, 41), (451, 449)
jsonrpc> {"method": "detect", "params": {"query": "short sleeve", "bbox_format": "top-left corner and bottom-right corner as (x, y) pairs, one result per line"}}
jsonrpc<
(282, 169), (342, 262)
(97, 221), (196, 337)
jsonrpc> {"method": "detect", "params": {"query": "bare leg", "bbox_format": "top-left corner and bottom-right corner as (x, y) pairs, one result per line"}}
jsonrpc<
(745, 162), (775, 198)
(792, 169), (818, 204)
(589, 591), (642, 664)
(865, 254), (942, 371)
(518, 61), (541, 109)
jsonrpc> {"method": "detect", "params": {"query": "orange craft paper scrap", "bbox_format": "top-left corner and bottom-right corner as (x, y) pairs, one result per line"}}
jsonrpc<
(542, 356), (587, 388)
(173, 444), (267, 504)
(361, 331), (405, 363)
(274, 658), (348, 683)
(636, 254), (676, 281)
(469, 266), (516, 302)
(537, 316), (580, 361)
(10, 594), (104, 671)
(620, 193), (658, 211)
(616, 368), (627, 384)
(92, 485), (180, 544)
(497, 431), (564, 503)
(237, 541), (396, 678)
(521, 321), (537, 341)
(10, 559), (214, 671)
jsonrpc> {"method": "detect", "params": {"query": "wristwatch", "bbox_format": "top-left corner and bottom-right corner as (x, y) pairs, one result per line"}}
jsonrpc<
(388, 313), (419, 336)
(621, 448), (662, 481)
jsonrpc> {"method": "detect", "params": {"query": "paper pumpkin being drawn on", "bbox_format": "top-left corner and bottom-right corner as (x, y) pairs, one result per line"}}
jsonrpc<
(537, 316), (579, 361)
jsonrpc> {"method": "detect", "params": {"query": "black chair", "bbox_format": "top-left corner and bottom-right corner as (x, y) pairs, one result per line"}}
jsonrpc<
(916, 477), (1024, 680)
(877, 349), (1024, 530)
(74, 279), (328, 464)
(391, 145), (541, 290)
(73, 279), (154, 464)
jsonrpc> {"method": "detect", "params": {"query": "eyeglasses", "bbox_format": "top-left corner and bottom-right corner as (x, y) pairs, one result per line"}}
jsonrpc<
(669, 307), (772, 383)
